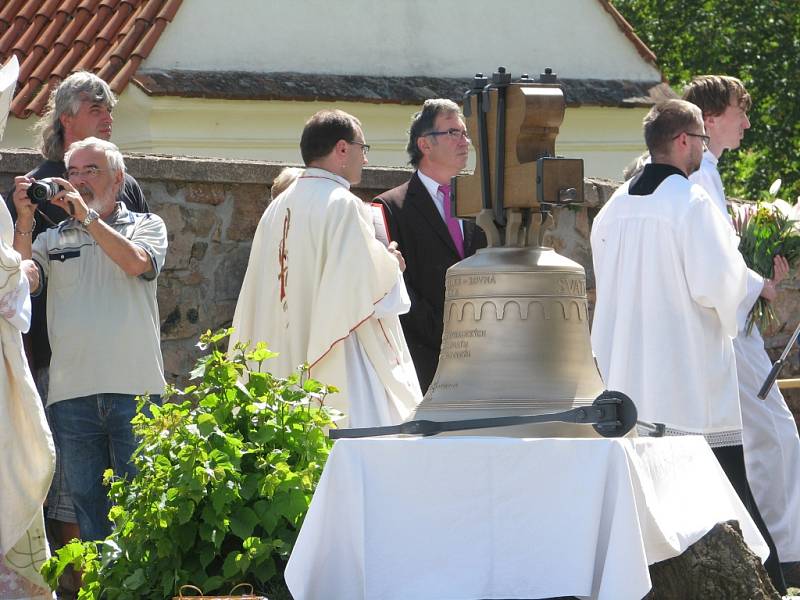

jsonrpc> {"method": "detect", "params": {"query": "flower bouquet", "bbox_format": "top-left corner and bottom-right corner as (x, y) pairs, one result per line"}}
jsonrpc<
(732, 179), (800, 334)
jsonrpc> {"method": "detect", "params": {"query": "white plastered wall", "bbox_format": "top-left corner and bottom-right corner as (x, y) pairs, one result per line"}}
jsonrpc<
(1, 87), (647, 180)
(143, 0), (660, 82)
(111, 89), (646, 180)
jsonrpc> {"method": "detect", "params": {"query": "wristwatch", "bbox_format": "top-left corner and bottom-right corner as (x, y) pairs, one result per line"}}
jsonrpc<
(82, 208), (100, 228)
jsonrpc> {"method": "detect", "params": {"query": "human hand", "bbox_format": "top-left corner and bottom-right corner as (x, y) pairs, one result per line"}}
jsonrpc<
(11, 176), (37, 228)
(49, 177), (89, 222)
(20, 259), (39, 293)
(387, 241), (406, 272)
(762, 255), (791, 302)
(773, 255), (790, 285)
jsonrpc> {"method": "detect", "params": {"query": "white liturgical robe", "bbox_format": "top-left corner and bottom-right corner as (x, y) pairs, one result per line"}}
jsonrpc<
(0, 196), (55, 594)
(691, 152), (800, 561)
(691, 151), (763, 330)
(229, 168), (421, 427)
(591, 173), (749, 445)
(0, 54), (54, 597)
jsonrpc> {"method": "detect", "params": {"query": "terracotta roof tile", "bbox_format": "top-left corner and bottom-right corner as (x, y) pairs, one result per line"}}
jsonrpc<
(1, 0), (182, 118)
(0, 0), (26, 24)
(15, 0), (40, 22)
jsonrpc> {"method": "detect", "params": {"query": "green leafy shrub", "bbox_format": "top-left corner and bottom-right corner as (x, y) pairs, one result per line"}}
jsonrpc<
(41, 329), (336, 599)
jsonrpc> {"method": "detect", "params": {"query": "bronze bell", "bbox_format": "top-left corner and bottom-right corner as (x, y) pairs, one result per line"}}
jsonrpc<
(411, 67), (605, 437)
(412, 244), (605, 437)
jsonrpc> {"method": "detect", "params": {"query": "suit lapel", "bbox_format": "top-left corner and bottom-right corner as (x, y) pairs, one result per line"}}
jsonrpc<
(408, 173), (460, 259)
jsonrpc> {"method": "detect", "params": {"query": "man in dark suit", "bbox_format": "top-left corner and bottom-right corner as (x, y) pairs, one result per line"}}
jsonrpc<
(375, 99), (486, 394)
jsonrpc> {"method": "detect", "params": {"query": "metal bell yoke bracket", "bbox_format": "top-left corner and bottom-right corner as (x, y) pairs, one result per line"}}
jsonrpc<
(329, 390), (649, 440)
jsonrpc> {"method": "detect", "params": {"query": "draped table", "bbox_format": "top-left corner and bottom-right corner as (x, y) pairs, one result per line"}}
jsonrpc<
(285, 436), (767, 600)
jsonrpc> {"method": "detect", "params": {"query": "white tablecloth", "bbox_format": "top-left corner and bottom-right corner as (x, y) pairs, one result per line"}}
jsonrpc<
(285, 436), (768, 600)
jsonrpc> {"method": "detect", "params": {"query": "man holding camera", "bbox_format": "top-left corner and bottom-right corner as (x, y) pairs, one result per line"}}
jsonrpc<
(6, 72), (148, 556)
(12, 137), (167, 542)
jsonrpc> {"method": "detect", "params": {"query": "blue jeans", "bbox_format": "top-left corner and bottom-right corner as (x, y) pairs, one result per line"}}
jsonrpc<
(47, 393), (159, 541)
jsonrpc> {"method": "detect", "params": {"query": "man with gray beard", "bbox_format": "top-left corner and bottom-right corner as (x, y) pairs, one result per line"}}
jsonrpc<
(12, 137), (166, 541)
(6, 73), (149, 563)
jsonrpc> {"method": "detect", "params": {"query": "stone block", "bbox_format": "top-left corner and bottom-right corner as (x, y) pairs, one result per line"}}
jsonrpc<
(582, 181), (600, 207)
(574, 207), (590, 240)
(191, 241), (208, 262)
(186, 182), (225, 205)
(214, 244), (251, 301)
(227, 191), (268, 241)
(164, 181), (183, 197)
(157, 203), (219, 271)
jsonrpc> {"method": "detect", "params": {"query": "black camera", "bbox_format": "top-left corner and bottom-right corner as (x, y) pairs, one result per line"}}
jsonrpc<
(26, 178), (63, 205)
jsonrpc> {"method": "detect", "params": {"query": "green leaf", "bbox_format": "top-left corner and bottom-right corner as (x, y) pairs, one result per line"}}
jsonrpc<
(222, 552), (242, 578)
(203, 575), (226, 592)
(175, 521), (198, 547)
(176, 499), (195, 524)
(122, 569), (146, 590)
(240, 473), (261, 500)
(251, 423), (277, 444)
(198, 542), (216, 569)
(247, 341), (279, 364)
(196, 413), (217, 437)
(302, 378), (324, 393)
(230, 506), (259, 539)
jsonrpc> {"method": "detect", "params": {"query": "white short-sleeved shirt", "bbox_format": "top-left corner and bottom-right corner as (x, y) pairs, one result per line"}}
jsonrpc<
(32, 203), (168, 404)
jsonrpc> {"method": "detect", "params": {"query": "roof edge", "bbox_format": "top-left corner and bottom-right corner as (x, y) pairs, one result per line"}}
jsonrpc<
(130, 70), (675, 109)
(596, 0), (662, 80)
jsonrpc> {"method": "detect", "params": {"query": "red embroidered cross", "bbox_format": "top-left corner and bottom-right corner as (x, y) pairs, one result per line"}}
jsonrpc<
(278, 208), (291, 301)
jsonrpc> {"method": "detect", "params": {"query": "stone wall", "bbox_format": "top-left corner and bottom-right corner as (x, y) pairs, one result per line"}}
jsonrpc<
(0, 149), (425, 384)
(2, 149), (798, 416)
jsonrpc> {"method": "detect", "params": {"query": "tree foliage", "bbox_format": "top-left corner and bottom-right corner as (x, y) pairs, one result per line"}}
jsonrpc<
(613, 0), (800, 201)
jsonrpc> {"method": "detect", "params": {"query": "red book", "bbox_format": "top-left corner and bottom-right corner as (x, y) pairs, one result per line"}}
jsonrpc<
(370, 202), (392, 247)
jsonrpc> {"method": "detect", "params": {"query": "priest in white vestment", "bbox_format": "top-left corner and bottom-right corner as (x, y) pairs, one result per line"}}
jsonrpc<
(684, 75), (800, 570)
(590, 99), (786, 593)
(230, 109), (421, 427)
(0, 55), (56, 599)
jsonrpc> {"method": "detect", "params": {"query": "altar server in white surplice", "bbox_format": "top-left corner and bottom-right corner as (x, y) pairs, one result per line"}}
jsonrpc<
(0, 55), (56, 599)
(230, 109), (421, 428)
(591, 99), (786, 594)
(684, 75), (800, 574)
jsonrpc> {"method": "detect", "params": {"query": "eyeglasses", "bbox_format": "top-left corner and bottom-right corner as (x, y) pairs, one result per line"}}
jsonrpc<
(348, 141), (370, 156)
(674, 132), (711, 145)
(66, 166), (105, 179)
(424, 128), (471, 141)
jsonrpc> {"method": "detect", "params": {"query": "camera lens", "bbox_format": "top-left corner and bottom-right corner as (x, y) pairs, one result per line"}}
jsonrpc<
(26, 179), (60, 205)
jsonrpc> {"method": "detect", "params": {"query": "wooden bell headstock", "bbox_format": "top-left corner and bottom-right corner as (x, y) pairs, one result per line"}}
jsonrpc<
(452, 68), (584, 245)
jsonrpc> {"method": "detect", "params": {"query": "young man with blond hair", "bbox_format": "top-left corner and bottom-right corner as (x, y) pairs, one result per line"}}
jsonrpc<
(684, 74), (800, 585)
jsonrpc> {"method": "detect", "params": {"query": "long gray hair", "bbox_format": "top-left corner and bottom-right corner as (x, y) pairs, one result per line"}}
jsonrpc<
(34, 72), (116, 161)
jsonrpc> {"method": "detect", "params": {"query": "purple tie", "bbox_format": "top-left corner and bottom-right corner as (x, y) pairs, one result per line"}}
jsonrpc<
(439, 184), (464, 258)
